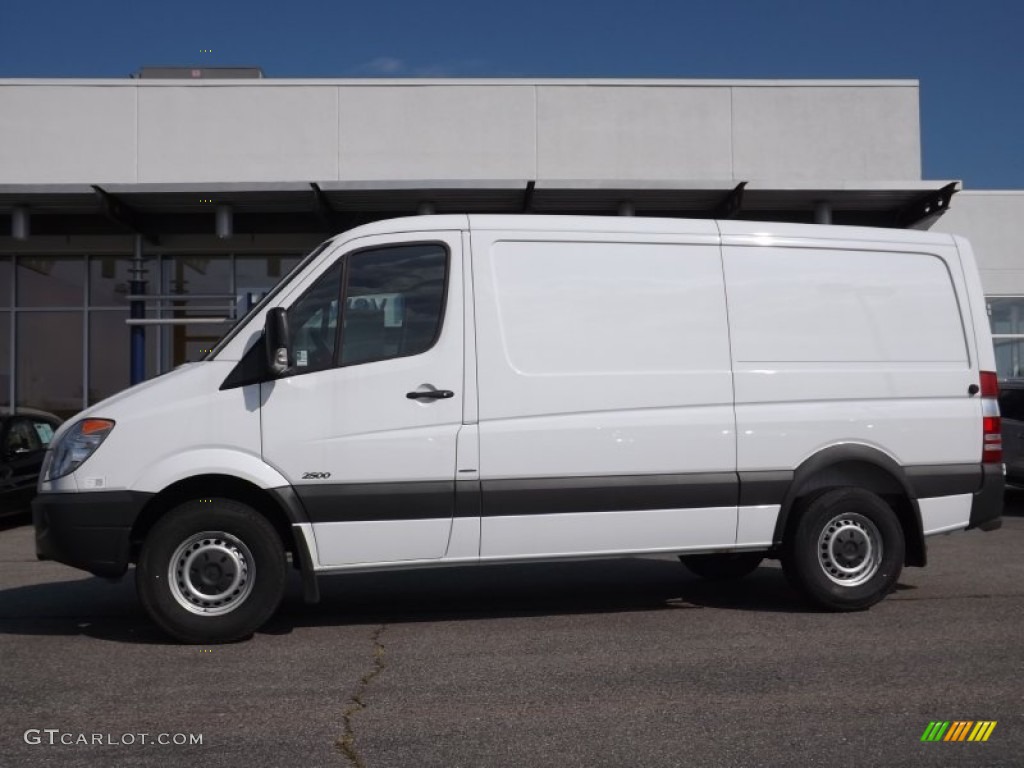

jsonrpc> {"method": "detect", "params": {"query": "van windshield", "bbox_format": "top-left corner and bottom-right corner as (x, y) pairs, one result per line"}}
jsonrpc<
(202, 239), (334, 360)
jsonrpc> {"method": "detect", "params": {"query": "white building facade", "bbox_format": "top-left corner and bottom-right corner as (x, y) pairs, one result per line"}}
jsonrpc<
(0, 77), (1020, 416)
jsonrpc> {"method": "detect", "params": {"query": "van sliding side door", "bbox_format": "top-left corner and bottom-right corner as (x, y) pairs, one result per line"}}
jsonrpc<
(471, 228), (739, 559)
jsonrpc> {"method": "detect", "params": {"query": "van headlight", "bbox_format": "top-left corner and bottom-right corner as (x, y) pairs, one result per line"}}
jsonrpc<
(45, 419), (116, 481)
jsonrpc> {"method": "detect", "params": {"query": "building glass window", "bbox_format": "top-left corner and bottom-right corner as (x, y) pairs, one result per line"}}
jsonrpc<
(160, 256), (233, 372)
(235, 255), (302, 317)
(1, 251), (306, 415)
(988, 297), (1024, 380)
(16, 256), (85, 307)
(17, 311), (83, 420)
(0, 257), (11, 307)
(0, 311), (10, 408)
(89, 256), (157, 308)
(163, 255), (232, 297)
(88, 310), (159, 404)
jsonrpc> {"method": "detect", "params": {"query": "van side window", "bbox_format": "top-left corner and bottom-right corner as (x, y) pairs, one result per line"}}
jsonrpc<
(286, 263), (343, 373)
(340, 244), (447, 366)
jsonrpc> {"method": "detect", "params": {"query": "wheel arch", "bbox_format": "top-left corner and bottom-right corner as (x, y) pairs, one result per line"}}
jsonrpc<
(772, 444), (926, 568)
(129, 474), (319, 602)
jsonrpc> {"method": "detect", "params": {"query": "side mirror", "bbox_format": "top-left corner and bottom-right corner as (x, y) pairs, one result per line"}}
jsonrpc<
(264, 308), (292, 376)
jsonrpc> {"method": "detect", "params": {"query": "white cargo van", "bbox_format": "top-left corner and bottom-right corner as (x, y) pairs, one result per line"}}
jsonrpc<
(33, 215), (1003, 643)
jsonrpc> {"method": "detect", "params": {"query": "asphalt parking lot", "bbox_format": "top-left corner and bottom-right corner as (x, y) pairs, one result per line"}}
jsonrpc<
(1, 497), (1022, 768)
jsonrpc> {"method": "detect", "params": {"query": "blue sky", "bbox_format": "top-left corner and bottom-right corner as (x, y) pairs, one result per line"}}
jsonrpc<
(1, 0), (1022, 188)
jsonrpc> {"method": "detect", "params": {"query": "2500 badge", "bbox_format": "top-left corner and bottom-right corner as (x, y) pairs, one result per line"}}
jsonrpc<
(302, 472), (331, 480)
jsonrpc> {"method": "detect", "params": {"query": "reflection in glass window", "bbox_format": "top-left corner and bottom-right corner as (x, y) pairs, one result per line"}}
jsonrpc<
(16, 257), (85, 307)
(90, 256), (158, 308)
(89, 311), (129, 404)
(176, 322), (227, 366)
(994, 339), (1024, 381)
(160, 256), (232, 372)
(235, 255), (303, 316)
(989, 297), (1024, 380)
(162, 256), (232, 297)
(0, 257), (10, 307)
(988, 297), (1024, 335)
(88, 310), (158, 404)
(18, 311), (83, 420)
(0, 311), (9, 408)
(341, 245), (447, 366)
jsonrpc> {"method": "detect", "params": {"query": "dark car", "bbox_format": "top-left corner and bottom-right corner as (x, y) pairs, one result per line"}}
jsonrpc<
(0, 409), (63, 517)
(999, 380), (1024, 485)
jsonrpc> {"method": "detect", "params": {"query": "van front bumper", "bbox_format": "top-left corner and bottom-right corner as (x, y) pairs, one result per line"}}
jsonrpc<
(967, 463), (1004, 531)
(33, 491), (153, 578)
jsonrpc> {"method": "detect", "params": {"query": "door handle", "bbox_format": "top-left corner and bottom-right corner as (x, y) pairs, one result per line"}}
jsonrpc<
(406, 389), (454, 400)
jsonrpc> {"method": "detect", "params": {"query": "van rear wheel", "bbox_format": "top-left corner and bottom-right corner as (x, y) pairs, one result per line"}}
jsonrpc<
(680, 552), (764, 581)
(782, 488), (904, 611)
(136, 499), (287, 644)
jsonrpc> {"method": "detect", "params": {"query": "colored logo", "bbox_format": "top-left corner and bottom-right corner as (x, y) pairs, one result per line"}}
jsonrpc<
(921, 721), (997, 742)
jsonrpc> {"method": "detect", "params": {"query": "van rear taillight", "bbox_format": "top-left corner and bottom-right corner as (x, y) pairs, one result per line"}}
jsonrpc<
(980, 371), (1002, 463)
(981, 371), (1000, 398)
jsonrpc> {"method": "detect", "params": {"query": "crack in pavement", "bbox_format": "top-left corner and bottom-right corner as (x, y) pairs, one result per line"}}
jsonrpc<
(336, 624), (386, 768)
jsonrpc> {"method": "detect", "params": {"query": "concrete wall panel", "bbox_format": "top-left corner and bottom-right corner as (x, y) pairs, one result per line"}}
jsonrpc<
(0, 86), (137, 183)
(536, 86), (733, 181)
(732, 86), (920, 182)
(138, 86), (337, 182)
(1, 80), (927, 187)
(338, 86), (535, 180)
(929, 191), (1024, 295)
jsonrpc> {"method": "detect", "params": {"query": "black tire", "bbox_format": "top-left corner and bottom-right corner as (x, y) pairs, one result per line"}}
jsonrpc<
(136, 499), (287, 644)
(680, 552), (764, 581)
(781, 487), (904, 611)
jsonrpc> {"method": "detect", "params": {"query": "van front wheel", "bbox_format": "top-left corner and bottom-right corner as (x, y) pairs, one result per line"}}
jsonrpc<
(136, 499), (287, 643)
(782, 488), (904, 611)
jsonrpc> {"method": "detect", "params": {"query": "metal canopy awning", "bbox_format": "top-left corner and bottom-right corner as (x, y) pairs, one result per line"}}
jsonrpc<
(0, 179), (961, 238)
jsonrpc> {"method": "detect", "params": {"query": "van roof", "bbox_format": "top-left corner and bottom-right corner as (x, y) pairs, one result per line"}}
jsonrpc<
(335, 214), (957, 247)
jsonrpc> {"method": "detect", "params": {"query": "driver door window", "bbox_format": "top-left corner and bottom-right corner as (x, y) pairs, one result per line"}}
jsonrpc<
(284, 244), (448, 375)
(285, 264), (342, 374)
(340, 244), (447, 366)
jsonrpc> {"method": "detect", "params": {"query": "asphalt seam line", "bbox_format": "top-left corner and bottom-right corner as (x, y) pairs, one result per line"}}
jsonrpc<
(336, 624), (387, 768)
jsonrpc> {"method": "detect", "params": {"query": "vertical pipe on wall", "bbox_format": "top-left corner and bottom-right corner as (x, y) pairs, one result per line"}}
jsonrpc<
(814, 201), (832, 225)
(12, 207), (30, 240)
(216, 205), (233, 239)
(129, 236), (147, 385)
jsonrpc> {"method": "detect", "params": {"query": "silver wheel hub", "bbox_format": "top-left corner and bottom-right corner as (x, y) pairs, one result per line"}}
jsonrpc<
(169, 531), (255, 616)
(817, 513), (883, 587)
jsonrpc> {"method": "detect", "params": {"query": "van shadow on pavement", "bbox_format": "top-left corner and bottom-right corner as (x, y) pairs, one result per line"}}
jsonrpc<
(0, 557), (814, 645)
